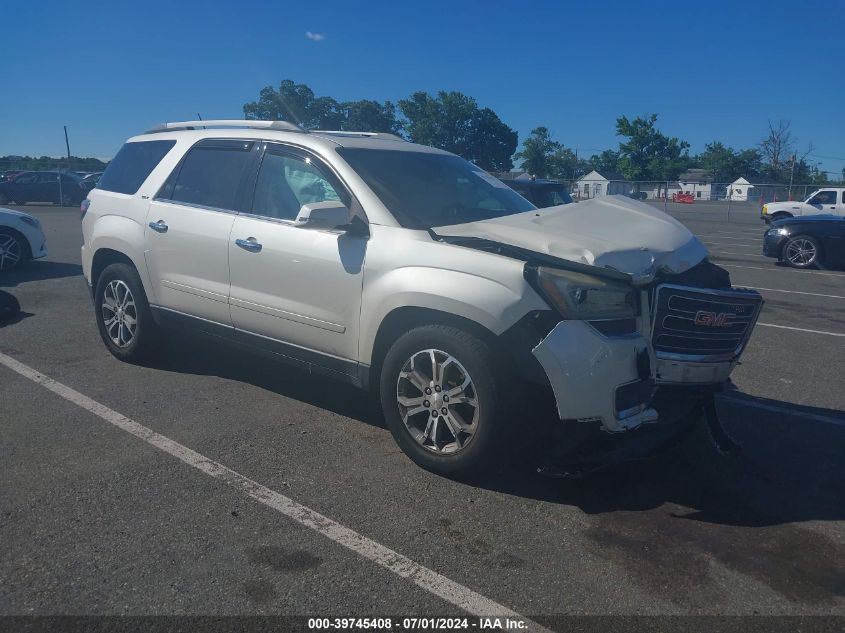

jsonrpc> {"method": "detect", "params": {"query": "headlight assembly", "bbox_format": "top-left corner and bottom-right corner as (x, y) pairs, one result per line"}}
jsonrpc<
(766, 227), (788, 236)
(532, 266), (639, 320)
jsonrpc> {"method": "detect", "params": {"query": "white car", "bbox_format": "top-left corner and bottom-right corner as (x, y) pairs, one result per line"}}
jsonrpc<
(762, 188), (844, 223)
(0, 207), (48, 271)
(80, 120), (762, 476)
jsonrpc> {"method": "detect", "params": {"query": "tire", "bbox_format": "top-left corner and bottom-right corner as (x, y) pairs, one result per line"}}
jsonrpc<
(0, 228), (28, 271)
(770, 212), (792, 223)
(782, 234), (822, 269)
(379, 324), (517, 478)
(94, 262), (160, 362)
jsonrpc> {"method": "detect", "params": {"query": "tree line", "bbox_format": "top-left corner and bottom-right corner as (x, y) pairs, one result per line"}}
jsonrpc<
(244, 80), (839, 185)
(0, 156), (108, 173)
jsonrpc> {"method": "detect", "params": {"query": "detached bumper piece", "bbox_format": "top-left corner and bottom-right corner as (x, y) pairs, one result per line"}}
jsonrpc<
(531, 320), (656, 433)
(536, 387), (723, 478)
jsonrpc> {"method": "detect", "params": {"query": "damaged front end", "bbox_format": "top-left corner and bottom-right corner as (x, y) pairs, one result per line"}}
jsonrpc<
(528, 259), (762, 472)
(431, 196), (763, 468)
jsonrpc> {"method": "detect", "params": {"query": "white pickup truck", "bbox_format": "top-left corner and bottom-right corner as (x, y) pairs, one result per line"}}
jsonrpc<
(762, 188), (845, 223)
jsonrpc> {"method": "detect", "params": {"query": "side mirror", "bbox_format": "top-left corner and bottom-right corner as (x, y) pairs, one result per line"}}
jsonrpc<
(293, 201), (350, 229)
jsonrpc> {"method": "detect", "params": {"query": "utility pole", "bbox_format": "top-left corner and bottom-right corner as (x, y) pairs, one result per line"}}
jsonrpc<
(788, 153), (796, 200)
(63, 126), (71, 170)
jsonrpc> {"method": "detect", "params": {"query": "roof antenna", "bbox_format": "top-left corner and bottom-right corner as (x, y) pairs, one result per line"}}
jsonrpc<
(197, 113), (205, 129)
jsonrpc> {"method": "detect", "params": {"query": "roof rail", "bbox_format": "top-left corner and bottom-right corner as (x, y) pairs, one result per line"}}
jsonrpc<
(312, 130), (405, 142)
(144, 120), (307, 134)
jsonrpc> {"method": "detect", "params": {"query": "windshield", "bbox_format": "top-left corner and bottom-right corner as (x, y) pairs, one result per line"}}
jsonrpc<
(337, 148), (536, 228)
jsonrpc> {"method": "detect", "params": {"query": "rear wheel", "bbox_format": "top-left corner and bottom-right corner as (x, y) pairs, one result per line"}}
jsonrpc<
(0, 229), (27, 271)
(783, 235), (822, 268)
(94, 263), (160, 362)
(379, 325), (517, 478)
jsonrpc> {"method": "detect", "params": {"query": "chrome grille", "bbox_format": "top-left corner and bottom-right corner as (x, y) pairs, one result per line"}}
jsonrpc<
(651, 284), (762, 359)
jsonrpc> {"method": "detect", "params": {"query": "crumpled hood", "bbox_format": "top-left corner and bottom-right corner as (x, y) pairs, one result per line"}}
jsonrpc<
(433, 195), (708, 285)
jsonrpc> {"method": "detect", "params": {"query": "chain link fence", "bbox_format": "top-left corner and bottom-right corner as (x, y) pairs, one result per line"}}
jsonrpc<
(562, 178), (832, 204)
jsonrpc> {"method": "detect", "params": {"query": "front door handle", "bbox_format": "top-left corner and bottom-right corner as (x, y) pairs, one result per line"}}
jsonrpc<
(235, 237), (262, 253)
(148, 220), (168, 233)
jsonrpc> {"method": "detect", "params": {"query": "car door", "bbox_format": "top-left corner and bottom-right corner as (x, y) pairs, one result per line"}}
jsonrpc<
(144, 138), (259, 326)
(806, 190), (838, 215)
(824, 219), (845, 266)
(228, 144), (367, 373)
(11, 172), (38, 202)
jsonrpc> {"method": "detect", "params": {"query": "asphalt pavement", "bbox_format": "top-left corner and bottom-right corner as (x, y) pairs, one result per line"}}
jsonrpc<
(1, 201), (843, 626)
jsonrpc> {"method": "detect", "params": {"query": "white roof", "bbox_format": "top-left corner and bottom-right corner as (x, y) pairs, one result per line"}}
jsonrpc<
(578, 170), (607, 182)
(732, 177), (751, 185)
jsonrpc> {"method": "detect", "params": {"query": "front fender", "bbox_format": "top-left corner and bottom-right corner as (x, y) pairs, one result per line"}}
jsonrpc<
(358, 264), (547, 365)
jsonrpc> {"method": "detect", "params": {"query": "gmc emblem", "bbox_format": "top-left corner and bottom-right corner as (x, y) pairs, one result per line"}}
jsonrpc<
(694, 310), (733, 327)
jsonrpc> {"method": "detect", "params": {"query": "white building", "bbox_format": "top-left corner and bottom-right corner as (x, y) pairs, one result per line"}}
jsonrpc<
(727, 177), (754, 201)
(574, 170), (628, 198)
(676, 169), (713, 200)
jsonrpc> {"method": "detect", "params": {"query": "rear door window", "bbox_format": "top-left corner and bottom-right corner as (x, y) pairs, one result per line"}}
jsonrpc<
(98, 140), (177, 195)
(162, 140), (255, 212)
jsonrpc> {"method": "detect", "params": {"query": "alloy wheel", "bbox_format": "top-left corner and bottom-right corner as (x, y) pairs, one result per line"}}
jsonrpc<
(0, 233), (22, 271)
(396, 348), (479, 454)
(785, 238), (816, 266)
(101, 280), (138, 348)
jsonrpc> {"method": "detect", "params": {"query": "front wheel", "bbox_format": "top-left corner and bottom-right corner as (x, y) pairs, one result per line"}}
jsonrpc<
(0, 229), (26, 271)
(379, 325), (516, 478)
(94, 263), (160, 362)
(783, 235), (822, 268)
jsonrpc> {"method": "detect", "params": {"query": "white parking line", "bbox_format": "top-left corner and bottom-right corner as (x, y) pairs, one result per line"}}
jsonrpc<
(703, 229), (766, 236)
(0, 351), (552, 631)
(757, 322), (845, 337)
(721, 264), (845, 278)
(709, 250), (769, 258)
(719, 395), (845, 428)
(699, 235), (764, 241)
(704, 241), (761, 249)
(748, 287), (845, 300)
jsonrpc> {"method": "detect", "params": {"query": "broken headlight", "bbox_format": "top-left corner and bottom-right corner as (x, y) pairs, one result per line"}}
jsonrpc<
(533, 266), (639, 320)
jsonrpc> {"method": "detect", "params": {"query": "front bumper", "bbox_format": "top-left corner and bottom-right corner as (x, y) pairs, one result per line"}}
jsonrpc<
(532, 320), (658, 433)
(532, 307), (756, 434)
(762, 233), (786, 259)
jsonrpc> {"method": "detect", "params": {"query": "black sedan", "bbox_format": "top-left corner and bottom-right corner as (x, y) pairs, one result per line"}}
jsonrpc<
(762, 215), (845, 269)
(505, 178), (573, 208)
(0, 171), (88, 206)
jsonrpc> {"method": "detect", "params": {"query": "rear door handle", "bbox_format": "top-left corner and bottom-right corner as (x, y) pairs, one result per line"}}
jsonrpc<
(235, 237), (262, 253)
(148, 220), (168, 233)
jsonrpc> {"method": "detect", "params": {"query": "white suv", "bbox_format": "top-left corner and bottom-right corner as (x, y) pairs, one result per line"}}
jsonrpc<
(81, 120), (762, 476)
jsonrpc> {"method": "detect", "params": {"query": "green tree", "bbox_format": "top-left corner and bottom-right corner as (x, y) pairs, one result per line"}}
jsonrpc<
(398, 91), (517, 171)
(698, 142), (736, 182)
(615, 114), (690, 181)
(243, 80), (343, 128)
(340, 100), (402, 134)
(588, 150), (621, 179)
(514, 127), (561, 178)
(732, 149), (762, 181)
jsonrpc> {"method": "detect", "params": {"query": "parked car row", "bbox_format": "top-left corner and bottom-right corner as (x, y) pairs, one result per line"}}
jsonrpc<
(0, 170), (93, 206)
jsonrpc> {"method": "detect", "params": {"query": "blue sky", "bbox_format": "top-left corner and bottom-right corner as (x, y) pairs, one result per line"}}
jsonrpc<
(3, 0), (843, 176)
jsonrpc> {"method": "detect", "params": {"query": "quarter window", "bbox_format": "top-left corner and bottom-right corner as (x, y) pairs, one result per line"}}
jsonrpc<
(251, 152), (341, 221)
(98, 140), (176, 195)
(167, 142), (254, 211)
